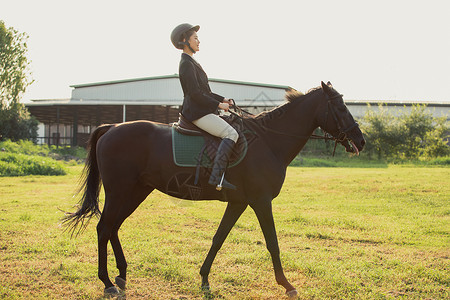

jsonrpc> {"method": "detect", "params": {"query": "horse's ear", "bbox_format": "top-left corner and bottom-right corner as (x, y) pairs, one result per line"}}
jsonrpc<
(327, 81), (333, 87)
(321, 81), (332, 95)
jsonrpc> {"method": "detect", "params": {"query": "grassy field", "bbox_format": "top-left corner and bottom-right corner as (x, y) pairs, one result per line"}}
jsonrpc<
(0, 165), (448, 299)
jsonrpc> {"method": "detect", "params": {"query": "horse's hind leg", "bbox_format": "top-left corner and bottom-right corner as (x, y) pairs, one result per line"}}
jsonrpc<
(97, 199), (120, 294)
(110, 184), (154, 291)
(97, 182), (152, 296)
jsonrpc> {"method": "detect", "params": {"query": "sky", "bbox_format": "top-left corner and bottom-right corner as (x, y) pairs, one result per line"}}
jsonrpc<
(2, 0), (450, 103)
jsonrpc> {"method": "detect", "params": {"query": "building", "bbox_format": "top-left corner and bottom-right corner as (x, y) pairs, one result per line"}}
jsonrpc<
(26, 74), (450, 147)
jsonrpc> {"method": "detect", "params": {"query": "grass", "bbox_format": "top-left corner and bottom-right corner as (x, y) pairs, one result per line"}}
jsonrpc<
(292, 154), (450, 168)
(0, 165), (449, 299)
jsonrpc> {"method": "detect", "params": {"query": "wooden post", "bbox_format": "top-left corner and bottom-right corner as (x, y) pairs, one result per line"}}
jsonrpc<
(56, 106), (60, 147)
(73, 108), (78, 147)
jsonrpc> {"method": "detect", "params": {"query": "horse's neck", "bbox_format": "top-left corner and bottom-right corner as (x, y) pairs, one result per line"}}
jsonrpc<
(257, 96), (320, 166)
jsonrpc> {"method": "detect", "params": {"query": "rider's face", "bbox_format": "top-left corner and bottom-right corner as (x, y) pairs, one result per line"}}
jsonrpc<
(186, 32), (200, 52)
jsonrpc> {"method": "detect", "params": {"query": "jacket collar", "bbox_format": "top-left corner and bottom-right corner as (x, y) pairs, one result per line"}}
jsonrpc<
(182, 53), (204, 72)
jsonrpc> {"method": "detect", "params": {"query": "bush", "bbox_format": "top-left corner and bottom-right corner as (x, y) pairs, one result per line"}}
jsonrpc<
(49, 145), (87, 162)
(359, 104), (404, 159)
(0, 139), (48, 155)
(427, 157), (450, 165)
(0, 152), (66, 176)
(0, 107), (39, 142)
(360, 104), (449, 160)
(422, 117), (450, 158)
(0, 139), (87, 176)
(0, 139), (86, 162)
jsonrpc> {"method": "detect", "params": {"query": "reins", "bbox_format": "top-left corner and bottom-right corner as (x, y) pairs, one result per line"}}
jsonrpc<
(228, 94), (358, 156)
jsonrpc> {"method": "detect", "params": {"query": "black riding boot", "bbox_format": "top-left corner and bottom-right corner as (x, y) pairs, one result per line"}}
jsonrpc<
(209, 138), (237, 191)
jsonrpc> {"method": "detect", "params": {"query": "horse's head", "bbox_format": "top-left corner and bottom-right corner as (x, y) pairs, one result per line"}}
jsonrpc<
(317, 81), (365, 155)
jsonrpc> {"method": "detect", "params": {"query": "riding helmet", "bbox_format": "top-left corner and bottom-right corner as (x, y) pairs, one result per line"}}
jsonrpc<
(171, 23), (200, 49)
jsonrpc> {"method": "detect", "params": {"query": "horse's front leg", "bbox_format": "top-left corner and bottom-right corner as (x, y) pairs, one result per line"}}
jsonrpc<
(200, 202), (247, 289)
(251, 201), (298, 297)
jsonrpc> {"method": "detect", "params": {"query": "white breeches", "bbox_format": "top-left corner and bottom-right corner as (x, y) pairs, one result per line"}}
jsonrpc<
(192, 114), (239, 142)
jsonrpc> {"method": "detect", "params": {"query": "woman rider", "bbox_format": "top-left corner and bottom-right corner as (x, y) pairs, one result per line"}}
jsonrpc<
(171, 23), (239, 191)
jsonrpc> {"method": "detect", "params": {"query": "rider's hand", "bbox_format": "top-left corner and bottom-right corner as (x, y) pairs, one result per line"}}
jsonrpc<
(223, 98), (234, 105)
(218, 102), (230, 111)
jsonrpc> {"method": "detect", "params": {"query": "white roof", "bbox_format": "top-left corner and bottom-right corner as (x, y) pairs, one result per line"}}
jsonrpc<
(65, 74), (290, 107)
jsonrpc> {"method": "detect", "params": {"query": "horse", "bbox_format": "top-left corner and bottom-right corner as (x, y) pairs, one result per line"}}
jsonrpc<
(63, 81), (365, 298)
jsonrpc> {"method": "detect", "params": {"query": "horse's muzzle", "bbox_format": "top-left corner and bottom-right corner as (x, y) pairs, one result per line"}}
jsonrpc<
(342, 128), (365, 155)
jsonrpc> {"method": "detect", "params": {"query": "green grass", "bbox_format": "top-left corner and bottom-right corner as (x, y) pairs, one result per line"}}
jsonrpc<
(0, 166), (448, 299)
(292, 155), (450, 168)
(291, 156), (390, 168)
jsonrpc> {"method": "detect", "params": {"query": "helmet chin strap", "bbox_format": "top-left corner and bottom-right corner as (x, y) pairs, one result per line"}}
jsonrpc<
(179, 41), (196, 54)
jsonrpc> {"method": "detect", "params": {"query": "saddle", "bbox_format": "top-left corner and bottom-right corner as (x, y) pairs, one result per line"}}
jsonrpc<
(173, 114), (206, 136)
(171, 114), (248, 170)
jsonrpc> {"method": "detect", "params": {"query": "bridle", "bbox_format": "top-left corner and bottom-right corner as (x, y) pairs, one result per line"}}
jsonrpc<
(228, 93), (359, 156)
(323, 93), (359, 155)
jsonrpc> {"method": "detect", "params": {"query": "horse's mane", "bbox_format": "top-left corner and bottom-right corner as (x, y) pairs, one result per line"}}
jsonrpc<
(252, 87), (320, 122)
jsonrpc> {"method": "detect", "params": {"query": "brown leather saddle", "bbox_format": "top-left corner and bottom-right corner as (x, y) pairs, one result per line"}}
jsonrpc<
(173, 114), (210, 136)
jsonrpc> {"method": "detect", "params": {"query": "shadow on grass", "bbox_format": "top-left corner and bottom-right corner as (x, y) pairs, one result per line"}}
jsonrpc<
(290, 156), (389, 168)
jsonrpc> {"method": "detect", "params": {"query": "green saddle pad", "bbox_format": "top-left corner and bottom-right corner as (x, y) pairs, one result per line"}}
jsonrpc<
(171, 127), (247, 168)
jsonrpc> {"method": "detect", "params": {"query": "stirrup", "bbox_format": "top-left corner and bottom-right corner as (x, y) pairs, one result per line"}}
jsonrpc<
(216, 173), (225, 191)
(216, 173), (236, 191)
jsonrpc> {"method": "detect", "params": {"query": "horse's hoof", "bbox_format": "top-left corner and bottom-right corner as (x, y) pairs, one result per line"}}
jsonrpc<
(115, 276), (126, 290)
(201, 278), (210, 291)
(104, 286), (120, 297)
(201, 284), (213, 299)
(286, 289), (298, 298)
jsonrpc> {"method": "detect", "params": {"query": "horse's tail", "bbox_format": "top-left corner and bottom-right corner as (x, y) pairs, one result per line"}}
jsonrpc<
(62, 124), (113, 236)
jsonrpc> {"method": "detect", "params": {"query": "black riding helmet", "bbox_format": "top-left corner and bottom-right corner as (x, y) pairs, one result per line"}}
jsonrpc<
(171, 23), (200, 52)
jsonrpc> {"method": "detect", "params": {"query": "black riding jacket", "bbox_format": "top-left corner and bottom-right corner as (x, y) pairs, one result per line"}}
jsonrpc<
(178, 53), (224, 122)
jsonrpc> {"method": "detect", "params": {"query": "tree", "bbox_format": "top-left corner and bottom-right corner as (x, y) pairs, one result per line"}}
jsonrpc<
(0, 20), (37, 141)
(399, 105), (434, 158)
(422, 116), (450, 158)
(360, 104), (405, 159)
(360, 103), (449, 160)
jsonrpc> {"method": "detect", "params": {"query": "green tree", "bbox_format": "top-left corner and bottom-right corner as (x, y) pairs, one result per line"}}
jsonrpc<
(0, 20), (37, 141)
(422, 116), (450, 158)
(360, 103), (449, 160)
(360, 104), (405, 159)
(399, 105), (434, 158)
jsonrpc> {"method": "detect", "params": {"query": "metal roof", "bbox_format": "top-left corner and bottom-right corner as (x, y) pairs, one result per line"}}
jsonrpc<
(70, 74), (291, 90)
(344, 100), (450, 107)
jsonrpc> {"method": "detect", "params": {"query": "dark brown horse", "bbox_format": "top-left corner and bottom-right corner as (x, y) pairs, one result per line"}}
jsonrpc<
(64, 81), (365, 298)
